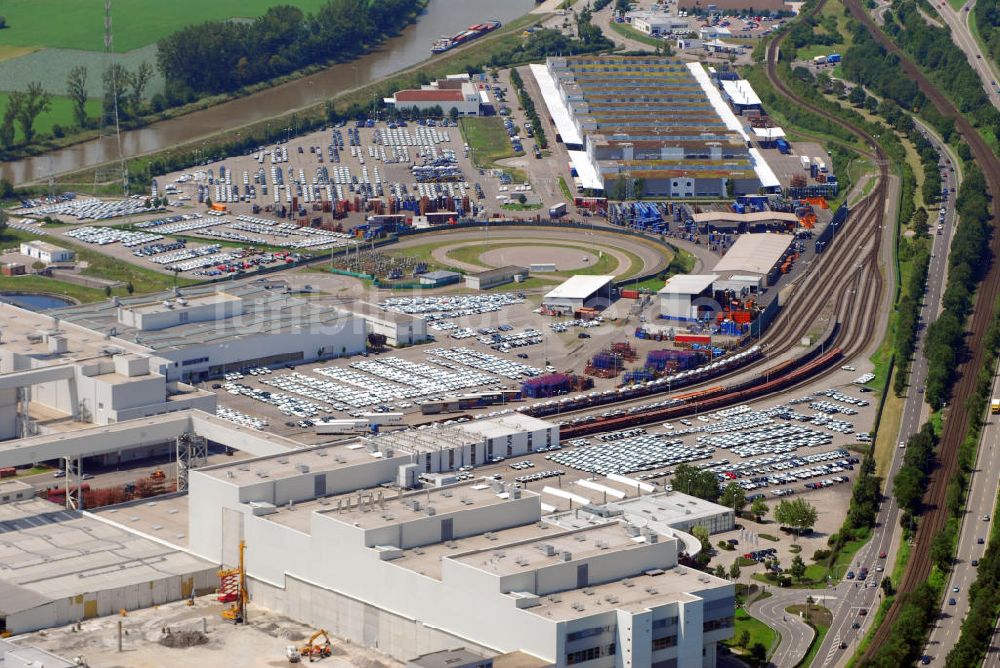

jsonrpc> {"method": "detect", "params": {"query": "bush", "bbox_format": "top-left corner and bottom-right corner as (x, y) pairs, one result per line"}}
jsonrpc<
(51, 124), (64, 139)
(813, 549), (832, 561)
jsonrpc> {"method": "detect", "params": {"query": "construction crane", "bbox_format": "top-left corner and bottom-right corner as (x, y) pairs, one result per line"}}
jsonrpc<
(296, 629), (333, 662)
(218, 540), (247, 624)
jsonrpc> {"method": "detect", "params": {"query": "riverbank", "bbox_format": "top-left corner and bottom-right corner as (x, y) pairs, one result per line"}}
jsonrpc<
(0, 0), (429, 167)
(5, 0), (540, 187)
(48, 10), (550, 193)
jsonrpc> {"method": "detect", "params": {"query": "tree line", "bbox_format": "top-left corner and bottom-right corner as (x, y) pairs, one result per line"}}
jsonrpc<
(509, 68), (548, 149)
(156, 0), (422, 98)
(884, 1), (1000, 141)
(973, 0), (1000, 66)
(923, 164), (991, 409)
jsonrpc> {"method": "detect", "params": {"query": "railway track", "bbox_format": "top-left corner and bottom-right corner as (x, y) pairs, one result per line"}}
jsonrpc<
(835, 0), (1000, 660)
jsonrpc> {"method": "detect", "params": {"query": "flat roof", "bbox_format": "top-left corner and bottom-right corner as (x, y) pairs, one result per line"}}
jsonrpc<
(421, 270), (461, 280)
(91, 494), (192, 548)
(543, 275), (615, 301)
(54, 283), (357, 351)
(21, 240), (70, 254)
(525, 569), (729, 621)
(0, 498), (213, 611)
(468, 265), (528, 281)
(395, 89), (465, 103)
(265, 481), (529, 533)
(722, 80), (761, 106)
(528, 64), (584, 146)
(460, 414), (555, 439)
(712, 233), (794, 276)
(199, 439), (401, 484)
(751, 126), (786, 139)
(125, 292), (240, 316)
(658, 274), (719, 295)
(568, 150), (604, 189)
(687, 63), (781, 188)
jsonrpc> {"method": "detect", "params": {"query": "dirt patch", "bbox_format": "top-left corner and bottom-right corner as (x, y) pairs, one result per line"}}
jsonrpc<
(479, 245), (598, 270)
(159, 630), (209, 648)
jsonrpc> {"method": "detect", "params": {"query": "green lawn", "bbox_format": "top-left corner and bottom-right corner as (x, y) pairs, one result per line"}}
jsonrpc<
(787, 605), (832, 668)
(0, 94), (100, 142)
(558, 176), (573, 201)
(0, 274), (106, 303)
(608, 21), (664, 49)
(459, 117), (524, 169)
(0, 0), (332, 52)
(446, 241), (622, 275)
(724, 608), (779, 656)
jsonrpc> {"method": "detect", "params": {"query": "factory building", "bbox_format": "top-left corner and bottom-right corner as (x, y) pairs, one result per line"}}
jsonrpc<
(0, 410), (734, 663)
(542, 275), (616, 314)
(712, 233), (794, 287)
(465, 266), (529, 290)
(529, 56), (779, 198)
(345, 301), (430, 347)
(54, 284), (369, 383)
(0, 496), (217, 635)
(180, 444), (733, 666)
(419, 270), (462, 288)
(0, 303), (216, 441)
(720, 80), (762, 116)
(658, 274), (719, 320)
(385, 77), (486, 116)
(628, 11), (691, 35)
(18, 241), (74, 264)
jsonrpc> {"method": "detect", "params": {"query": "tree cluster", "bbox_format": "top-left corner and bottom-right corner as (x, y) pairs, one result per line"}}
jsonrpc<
(773, 498), (818, 539)
(891, 422), (937, 522)
(509, 68), (548, 149)
(885, 2), (1000, 138)
(156, 0), (423, 97)
(923, 166), (991, 409)
(893, 240), (930, 395)
(0, 82), (51, 149)
(671, 463), (721, 502)
(859, 582), (938, 666)
(974, 0), (1000, 66)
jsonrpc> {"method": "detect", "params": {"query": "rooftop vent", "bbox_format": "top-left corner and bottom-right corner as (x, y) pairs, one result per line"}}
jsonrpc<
(645, 587), (658, 595)
(536, 543), (556, 557)
(582, 588), (594, 596)
(561, 551), (572, 562)
(621, 578), (634, 588)
(645, 569), (665, 577)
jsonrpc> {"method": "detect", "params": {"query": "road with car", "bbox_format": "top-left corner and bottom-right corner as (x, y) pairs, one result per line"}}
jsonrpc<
(922, 363), (1000, 664)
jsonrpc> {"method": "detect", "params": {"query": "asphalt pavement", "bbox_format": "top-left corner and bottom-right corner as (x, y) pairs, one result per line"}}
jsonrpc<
(922, 364), (1000, 664)
(812, 118), (962, 668)
(931, 0), (1000, 109)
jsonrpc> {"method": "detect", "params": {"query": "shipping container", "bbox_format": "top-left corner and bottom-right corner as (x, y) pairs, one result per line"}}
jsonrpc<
(674, 333), (712, 345)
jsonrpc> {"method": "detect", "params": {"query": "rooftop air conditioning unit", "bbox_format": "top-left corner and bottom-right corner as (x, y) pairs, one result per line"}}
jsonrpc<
(561, 551), (572, 562)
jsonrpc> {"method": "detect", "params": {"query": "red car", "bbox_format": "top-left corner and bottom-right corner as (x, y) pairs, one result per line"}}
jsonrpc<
(879, 551), (887, 559)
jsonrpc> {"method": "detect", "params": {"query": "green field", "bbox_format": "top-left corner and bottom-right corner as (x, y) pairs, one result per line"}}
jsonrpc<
(608, 21), (664, 49)
(0, 1), (331, 52)
(724, 608), (779, 656)
(459, 117), (523, 169)
(0, 94), (101, 142)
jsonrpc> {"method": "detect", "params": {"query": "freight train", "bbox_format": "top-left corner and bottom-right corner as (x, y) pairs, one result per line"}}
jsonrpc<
(432, 21), (502, 54)
(519, 345), (764, 419)
(557, 347), (844, 438)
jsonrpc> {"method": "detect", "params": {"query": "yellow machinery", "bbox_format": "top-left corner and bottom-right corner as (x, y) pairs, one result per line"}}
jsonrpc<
(219, 540), (247, 624)
(299, 629), (333, 662)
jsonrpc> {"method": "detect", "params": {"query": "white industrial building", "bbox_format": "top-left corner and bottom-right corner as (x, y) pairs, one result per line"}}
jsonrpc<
(346, 301), (429, 347)
(628, 11), (690, 35)
(385, 77), (485, 116)
(712, 233), (794, 286)
(19, 241), (74, 264)
(55, 283), (370, 383)
(179, 444), (734, 666)
(542, 275), (616, 314)
(658, 274), (719, 320)
(0, 409), (734, 664)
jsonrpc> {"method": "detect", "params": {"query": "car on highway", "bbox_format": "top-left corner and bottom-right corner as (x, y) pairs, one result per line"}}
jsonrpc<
(972, 559), (979, 566)
(953, 586), (960, 593)
(979, 537), (986, 544)
(921, 657), (931, 665)
(879, 550), (887, 559)
(948, 597), (957, 605)
(858, 608), (868, 616)
(898, 441), (905, 449)
(852, 621), (861, 629)
(52, 470), (65, 478)
(82, 474), (94, 480)
(983, 514), (991, 521)
(846, 570), (855, 579)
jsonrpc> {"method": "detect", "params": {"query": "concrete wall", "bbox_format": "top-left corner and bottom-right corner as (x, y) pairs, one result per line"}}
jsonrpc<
(4, 569), (216, 635)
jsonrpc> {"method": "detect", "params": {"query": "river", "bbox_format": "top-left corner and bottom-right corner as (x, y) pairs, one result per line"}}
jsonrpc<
(2, 0), (536, 187)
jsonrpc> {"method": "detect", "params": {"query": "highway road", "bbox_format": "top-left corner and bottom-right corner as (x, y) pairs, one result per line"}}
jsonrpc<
(798, 122), (961, 667)
(932, 0), (1000, 109)
(922, 363), (1000, 664)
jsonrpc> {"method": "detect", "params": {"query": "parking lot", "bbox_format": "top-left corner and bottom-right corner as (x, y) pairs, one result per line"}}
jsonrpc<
(153, 116), (536, 232)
